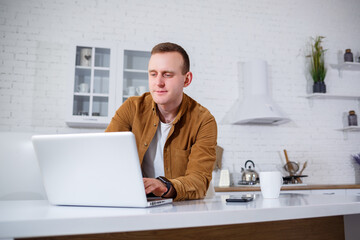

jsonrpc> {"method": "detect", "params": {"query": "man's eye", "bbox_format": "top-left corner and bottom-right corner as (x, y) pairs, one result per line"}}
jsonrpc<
(149, 73), (156, 77)
(164, 73), (172, 77)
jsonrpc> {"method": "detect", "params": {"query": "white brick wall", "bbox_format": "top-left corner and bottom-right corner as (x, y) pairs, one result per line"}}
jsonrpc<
(1, 0), (360, 184)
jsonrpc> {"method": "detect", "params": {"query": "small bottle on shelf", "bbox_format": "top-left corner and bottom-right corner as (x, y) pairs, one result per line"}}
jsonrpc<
(348, 110), (358, 126)
(344, 49), (354, 62)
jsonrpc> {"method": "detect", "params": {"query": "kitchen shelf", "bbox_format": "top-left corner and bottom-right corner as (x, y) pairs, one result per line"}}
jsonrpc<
(75, 65), (91, 70)
(337, 126), (360, 132)
(305, 93), (360, 100)
(304, 62), (360, 136)
(330, 62), (360, 77)
(330, 62), (360, 71)
(124, 69), (148, 74)
(304, 94), (359, 135)
(77, 93), (109, 97)
(75, 66), (110, 71)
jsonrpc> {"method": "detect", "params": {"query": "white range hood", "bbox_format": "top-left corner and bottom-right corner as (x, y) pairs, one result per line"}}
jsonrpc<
(227, 60), (290, 125)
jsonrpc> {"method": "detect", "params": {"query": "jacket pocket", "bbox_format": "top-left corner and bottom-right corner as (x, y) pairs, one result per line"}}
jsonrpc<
(171, 148), (190, 177)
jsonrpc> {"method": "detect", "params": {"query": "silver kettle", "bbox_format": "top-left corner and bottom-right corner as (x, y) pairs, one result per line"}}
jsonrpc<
(241, 160), (259, 184)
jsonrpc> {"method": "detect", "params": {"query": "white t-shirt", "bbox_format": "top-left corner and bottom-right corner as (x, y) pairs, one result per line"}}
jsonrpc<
(142, 121), (172, 178)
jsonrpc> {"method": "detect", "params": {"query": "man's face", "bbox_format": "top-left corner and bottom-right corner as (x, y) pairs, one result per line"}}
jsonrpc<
(148, 52), (191, 108)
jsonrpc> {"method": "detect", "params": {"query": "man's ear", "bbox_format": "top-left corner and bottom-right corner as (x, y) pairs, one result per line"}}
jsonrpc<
(184, 72), (193, 87)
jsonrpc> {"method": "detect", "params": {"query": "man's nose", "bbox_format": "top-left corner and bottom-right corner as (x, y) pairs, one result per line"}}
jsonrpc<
(155, 75), (165, 87)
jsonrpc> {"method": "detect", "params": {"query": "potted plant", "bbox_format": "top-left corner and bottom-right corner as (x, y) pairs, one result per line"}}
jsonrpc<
(307, 36), (327, 93)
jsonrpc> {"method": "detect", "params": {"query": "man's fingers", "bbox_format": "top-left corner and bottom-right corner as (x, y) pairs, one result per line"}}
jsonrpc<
(143, 178), (154, 194)
(143, 178), (167, 196)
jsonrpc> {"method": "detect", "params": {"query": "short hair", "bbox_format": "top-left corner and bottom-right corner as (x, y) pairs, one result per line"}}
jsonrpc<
(151, 42), (190, 74)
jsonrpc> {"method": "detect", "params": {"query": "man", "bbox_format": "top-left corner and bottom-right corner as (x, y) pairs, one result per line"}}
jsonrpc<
(105, 42), (217, 201)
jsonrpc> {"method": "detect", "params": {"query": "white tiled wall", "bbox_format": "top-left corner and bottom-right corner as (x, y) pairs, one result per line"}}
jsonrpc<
(1, 0), (360, 184)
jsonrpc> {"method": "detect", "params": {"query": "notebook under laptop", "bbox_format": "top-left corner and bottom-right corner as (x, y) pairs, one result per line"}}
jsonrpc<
(31, 132), (172, 208)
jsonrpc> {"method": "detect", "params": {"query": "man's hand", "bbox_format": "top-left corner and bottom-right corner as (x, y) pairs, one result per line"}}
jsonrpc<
(143, 178), (168, 197)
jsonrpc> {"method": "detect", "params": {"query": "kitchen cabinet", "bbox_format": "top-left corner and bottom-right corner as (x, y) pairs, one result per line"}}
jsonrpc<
(281, 190), (311, 194)
(66, 46), (151, 128)
(346, 189), (360, 196)
(215, 189), (312, 195)
(66, 45), (116, 128)
(311, 189), (346, 195)
(215, 191), (259, 197)
(215, 185), (360, 196)
(120, 49), (150, 104)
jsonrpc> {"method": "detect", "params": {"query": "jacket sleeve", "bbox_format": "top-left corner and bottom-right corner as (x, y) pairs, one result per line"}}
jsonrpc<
(105, 99), (133, 132)
(171, 114), (217, 201)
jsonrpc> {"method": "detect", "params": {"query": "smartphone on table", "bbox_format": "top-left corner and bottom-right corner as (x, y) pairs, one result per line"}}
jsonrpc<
(226, 195), (254, 202)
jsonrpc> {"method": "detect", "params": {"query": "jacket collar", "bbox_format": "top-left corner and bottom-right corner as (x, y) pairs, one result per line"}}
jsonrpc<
(151, 93), (189, 125)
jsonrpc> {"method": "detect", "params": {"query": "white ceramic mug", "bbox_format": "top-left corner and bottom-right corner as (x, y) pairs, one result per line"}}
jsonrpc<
(128, 86), (136, 96)
(77, 83), (89, 93)
(260, 171), (283, 199)
(136, 86), (147, 96)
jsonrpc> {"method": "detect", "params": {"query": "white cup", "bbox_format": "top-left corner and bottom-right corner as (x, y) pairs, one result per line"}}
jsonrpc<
(136, 86), (147, 96)
(128, 86), (136, 96)
(218, 169), (230, 187)
(260, 171), (283, 199)
(77, 83), (89, 93)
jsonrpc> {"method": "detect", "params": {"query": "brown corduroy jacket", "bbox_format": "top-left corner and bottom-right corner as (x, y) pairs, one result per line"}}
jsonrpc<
(105, 93), (217, 201)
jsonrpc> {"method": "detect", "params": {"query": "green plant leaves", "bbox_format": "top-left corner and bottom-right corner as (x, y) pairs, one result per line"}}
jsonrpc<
(307, 36), (327, 83)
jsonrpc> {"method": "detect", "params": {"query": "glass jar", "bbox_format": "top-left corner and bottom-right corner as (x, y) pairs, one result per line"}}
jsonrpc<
(348, 110), (358, 126)
(344, 49), (354, 62)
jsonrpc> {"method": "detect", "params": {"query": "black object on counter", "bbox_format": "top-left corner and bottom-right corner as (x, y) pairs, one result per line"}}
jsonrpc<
(344, 49), (354, 62)
(348, 110), (358, 126)
(282, 175), (308, 184)
(226, 195), (254, 202)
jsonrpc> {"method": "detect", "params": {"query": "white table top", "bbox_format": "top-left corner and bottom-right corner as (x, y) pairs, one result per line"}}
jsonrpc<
(1, 192), (360, 239)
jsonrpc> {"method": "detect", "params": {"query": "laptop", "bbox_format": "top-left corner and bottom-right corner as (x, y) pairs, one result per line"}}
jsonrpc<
(31, 132), (173, 208)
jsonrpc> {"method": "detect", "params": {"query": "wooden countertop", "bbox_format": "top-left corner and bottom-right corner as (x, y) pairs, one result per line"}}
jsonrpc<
(215, 184), (360, 192)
